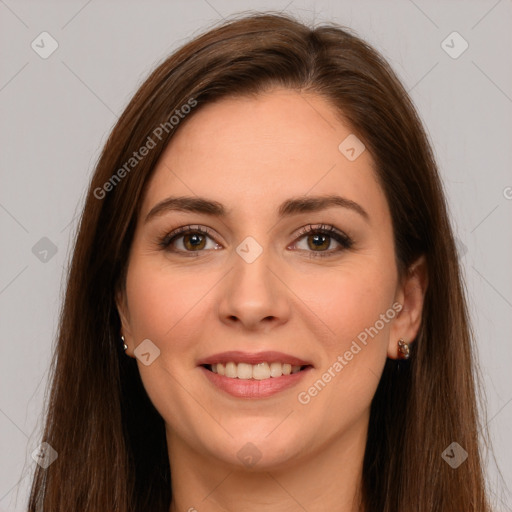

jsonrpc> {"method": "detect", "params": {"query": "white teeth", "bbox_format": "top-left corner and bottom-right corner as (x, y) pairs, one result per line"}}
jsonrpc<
(269, 362), (282, 378)
(210, 362), (305, 380)
(225, 362), (237, 378)
(252, 362), (270, 380)
(237, 362), (253, 379)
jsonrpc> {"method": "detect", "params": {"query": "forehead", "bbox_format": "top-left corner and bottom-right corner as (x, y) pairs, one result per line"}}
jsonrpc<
(140, 89), (386, 222)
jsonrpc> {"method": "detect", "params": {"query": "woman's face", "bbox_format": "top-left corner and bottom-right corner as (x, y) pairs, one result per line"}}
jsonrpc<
(117, 89), (423, 470)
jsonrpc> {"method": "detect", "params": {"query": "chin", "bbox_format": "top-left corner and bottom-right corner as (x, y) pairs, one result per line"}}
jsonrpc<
(203, 427), (309, 472)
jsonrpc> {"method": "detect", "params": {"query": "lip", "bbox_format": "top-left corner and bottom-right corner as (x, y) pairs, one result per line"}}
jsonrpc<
(196, 350), (313, 367)
(199, 365), (313, 399)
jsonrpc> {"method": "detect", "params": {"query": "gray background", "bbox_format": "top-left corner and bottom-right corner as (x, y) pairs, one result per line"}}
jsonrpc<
(1, 0), (511, 510)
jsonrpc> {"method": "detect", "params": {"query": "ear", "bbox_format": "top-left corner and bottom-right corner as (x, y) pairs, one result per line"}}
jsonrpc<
(387, 254), (428, 359)
(115, 286), (133, 351)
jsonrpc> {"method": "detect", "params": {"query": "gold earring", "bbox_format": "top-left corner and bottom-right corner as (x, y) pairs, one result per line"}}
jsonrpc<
(121, 335), (128, 351)
(397, 338), (410, 359)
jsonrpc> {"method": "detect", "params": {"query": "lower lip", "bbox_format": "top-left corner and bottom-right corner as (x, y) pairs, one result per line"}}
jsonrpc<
(199, 365), (312, 399)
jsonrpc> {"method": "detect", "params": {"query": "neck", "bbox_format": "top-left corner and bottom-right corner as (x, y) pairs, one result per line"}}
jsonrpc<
(167, 417), (367, 512)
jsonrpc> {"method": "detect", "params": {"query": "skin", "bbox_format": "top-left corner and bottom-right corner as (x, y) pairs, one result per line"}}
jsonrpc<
(116, 89), (428, 512)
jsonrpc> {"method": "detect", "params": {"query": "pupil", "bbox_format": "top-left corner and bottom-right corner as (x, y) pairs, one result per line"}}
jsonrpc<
(186, 233), (205, 250)
(310, 234), (328, 250)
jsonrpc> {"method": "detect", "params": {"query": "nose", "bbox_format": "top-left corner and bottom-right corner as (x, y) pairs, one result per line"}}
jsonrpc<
(217, 246), (291, 332)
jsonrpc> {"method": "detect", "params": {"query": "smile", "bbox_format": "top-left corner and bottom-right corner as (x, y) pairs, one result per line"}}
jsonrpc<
(200, 364), (314, 399)
(204, 362), (309, 380)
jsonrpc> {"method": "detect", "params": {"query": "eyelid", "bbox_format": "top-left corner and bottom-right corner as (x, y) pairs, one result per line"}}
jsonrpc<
(158, 223), (353, 256)
(289, 224), (354, 257)
(158, 224), (219, 248)
(291, 223), (348, 241)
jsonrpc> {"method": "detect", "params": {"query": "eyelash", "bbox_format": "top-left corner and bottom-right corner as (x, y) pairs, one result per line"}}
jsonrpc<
(157, 223), (354, 258)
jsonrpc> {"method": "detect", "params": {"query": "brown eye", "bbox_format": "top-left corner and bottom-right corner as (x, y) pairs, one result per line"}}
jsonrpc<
(293, 224), (353, 258)
(306, 233), (331, 251)
(181, 232), (207, 251)
(159, 225), (221, 254)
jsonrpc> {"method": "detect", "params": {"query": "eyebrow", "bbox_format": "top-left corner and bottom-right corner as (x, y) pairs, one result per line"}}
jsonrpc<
(144, 194), (370, 224)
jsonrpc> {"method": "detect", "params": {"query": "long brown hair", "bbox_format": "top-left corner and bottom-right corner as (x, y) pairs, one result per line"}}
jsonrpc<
(27, 11), (494, 511)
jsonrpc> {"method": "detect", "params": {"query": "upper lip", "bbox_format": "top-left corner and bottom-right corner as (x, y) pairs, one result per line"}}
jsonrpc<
(197, 351), (313, 367)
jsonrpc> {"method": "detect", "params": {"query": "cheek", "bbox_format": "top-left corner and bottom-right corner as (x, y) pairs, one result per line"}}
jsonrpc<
(292, 259), (396, 410)
(292, 260), (397, 431)
(292, 260), (397, 350)
(124, 254), (216, 345)
(123, 256), (217, 432)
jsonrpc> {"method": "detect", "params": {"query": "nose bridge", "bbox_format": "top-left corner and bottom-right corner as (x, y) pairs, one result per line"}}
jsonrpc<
(232, 234), (276, 301)
(218, 234), (289, 328)
(235, 237), (272, 286)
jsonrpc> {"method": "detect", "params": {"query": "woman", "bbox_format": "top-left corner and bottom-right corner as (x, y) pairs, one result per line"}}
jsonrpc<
(27, 12), (493, 512)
